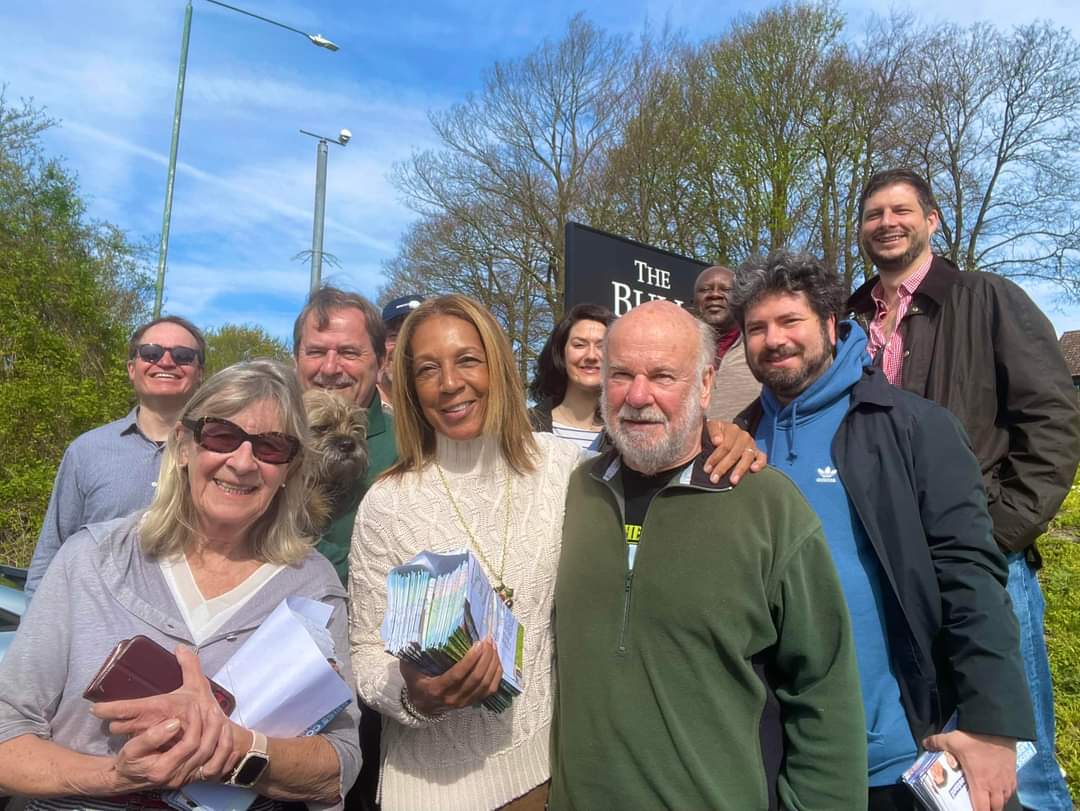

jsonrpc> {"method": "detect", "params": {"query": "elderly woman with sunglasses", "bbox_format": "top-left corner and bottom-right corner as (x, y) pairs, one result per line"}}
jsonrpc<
(348, 295), (764, 811)
(0, 361), (360, 810)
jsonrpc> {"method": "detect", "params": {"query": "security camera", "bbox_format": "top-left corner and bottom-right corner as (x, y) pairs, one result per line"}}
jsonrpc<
(338, 128), (352, 145)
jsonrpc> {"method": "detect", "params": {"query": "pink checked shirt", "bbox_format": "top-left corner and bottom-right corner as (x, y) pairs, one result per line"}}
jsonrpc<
(866, 255), (934, 384)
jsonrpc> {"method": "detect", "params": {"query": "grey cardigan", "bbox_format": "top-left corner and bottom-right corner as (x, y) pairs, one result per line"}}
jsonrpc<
(0, 513), (361, 803)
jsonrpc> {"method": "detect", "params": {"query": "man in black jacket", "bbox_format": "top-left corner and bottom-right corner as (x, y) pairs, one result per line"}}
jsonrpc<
(848, 170), (1080, 811)
(733, 251), (1035, 811)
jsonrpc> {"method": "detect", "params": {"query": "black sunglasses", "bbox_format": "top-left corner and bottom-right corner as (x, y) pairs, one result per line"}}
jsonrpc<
(134, 343), (203, 366)
(181, 417), (300, 464)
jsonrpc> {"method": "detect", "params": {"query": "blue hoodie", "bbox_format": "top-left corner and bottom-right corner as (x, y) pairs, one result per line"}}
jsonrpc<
(755, 321), (917, 786)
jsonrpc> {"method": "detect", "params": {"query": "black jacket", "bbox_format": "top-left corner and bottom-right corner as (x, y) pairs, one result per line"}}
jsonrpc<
(848, 256), (1080, 554)
(738, 367), (1036, 743)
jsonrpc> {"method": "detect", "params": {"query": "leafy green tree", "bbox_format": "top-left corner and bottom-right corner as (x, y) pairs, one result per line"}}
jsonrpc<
(0, 93), (150, 565)
(202, 323), (292, 377)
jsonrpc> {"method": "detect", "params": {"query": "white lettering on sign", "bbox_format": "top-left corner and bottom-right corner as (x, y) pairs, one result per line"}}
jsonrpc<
(610, 282), (685, 316)
(633, 259), (671, 290)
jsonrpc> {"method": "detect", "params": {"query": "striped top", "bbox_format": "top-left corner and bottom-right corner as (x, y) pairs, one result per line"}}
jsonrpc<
(552, 421), (602, 450)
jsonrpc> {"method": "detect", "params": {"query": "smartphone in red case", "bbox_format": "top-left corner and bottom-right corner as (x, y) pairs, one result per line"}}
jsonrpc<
(83, 635), (236, 715)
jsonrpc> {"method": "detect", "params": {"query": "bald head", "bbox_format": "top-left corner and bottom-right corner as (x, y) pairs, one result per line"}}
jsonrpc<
(602, 302), (715, 474)
(694, 265), (735, 332)
(608, 301), (705, 359)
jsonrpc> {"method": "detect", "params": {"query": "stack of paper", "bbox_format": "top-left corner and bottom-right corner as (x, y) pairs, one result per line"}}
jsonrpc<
(165, 597), (354, 811)
(381, 550), (524, 713)
(901, 713), (1036, 811)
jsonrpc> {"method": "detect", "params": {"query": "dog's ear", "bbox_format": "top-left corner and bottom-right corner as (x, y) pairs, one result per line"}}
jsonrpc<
(303, 469), (333, 534)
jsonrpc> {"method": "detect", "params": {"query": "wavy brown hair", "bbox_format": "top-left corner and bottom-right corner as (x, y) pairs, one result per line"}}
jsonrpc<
(528, 303), (614, 404)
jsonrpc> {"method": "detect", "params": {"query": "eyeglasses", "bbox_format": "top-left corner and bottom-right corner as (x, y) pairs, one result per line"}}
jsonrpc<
(181, 417), (300, 464)
(134, 343), (202, 366)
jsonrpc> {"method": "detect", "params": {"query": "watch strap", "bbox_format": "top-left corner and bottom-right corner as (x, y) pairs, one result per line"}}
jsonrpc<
(226, 729), (270, 787)
(249, 730), (268, 758)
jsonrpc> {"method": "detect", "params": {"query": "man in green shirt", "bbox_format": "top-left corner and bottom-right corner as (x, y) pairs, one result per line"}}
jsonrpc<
(293, 286), (399, 583)
(293, 286), (399, 811)
(552, 301), (866, 810)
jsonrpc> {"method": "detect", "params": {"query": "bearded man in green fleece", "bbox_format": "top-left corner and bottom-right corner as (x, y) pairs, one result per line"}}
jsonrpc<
(551, 300), (867, 811)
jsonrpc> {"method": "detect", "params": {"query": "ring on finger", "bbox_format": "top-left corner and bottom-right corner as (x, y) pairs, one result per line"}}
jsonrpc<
(742, 448), (756, 455)
(196, 766), (206, 782)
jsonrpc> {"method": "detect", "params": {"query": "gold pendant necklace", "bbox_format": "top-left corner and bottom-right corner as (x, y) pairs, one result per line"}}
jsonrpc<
(434, 460), (515, 608)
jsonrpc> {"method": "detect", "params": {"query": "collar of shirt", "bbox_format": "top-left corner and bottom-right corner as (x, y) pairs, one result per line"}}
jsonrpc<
(713, 327), (741, 365)
(869, 253), (934, 316)
(119, 406), (169, 448)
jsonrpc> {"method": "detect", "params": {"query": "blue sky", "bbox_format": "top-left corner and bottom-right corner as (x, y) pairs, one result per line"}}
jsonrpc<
(3, 0), (1080, 342)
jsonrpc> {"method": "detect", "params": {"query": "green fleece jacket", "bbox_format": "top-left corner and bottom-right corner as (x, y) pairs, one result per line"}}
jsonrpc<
(316, 392), (397, 584)
(551, 448), (867, 811)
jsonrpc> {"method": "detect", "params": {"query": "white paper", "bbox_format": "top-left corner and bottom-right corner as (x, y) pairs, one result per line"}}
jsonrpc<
(167, 597), (353, 811)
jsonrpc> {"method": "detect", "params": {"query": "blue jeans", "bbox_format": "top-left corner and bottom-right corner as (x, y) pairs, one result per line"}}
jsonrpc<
(1006, 552), (1074, 810)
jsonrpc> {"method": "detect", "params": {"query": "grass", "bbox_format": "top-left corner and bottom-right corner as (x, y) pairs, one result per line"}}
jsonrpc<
(1041, 477), (1080, 802)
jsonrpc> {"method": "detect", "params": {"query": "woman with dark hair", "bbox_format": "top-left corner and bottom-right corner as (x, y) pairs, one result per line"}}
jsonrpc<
(528, 303), (614, 450)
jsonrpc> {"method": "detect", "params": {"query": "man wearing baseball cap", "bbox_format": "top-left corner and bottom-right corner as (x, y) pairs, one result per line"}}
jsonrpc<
(377, 294), (424, 411)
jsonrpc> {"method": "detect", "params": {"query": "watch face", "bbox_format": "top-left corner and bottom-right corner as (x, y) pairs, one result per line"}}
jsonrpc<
(233, 754), (270, 787)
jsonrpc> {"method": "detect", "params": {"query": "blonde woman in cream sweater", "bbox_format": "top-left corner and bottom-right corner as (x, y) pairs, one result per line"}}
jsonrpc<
(348, 294), (764, 811)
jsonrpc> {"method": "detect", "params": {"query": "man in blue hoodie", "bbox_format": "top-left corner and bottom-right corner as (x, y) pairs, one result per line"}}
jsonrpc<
(731, 251), (1035, 811)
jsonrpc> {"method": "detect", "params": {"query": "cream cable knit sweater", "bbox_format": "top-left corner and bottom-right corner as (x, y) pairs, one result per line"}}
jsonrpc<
(348, 432), (582, 811)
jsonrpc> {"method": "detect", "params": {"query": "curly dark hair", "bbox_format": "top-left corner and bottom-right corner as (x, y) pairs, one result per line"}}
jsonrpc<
(528, 303), (614, 404)
(857, 169), (939, 222)
(728, 251), (847, 330)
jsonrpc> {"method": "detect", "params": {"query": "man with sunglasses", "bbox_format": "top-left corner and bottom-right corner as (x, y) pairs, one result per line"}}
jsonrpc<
(25, 315), (206, 600)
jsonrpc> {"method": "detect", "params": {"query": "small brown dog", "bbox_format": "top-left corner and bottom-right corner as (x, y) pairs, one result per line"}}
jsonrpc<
(303, 388), (370, 533)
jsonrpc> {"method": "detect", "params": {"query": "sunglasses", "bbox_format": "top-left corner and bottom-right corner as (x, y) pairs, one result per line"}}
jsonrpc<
(181, 417), (300, 464)
(134, 343), (202, 366)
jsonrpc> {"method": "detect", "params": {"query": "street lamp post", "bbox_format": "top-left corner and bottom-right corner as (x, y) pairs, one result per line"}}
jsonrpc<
(299, 129), (350, 293)
(153, 0), (339, 318)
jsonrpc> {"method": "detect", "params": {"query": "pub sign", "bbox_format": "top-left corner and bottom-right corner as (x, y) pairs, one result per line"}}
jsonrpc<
(564, 222), (708, 315)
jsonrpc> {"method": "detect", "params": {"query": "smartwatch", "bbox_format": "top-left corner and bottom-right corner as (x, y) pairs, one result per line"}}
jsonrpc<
(226, 730), (270, 788)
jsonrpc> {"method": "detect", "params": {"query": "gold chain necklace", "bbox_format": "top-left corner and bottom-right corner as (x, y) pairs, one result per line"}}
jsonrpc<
(434, 460), (515, 607)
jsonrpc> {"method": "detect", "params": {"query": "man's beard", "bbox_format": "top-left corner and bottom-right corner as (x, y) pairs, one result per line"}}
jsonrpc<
(603, 391), (704, 475)
(862, 227), (928, 272)
(747, 324), (833, 402)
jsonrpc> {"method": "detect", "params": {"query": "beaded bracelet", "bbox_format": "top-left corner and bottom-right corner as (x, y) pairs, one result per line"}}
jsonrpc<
(400, 685), (449, 724)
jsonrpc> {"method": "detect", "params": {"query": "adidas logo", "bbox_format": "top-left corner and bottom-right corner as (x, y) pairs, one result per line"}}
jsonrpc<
(815, 465), (838, 484)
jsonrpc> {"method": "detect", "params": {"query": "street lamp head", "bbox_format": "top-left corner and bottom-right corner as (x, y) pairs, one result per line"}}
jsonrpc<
(308, 33), (339, 51)
(338, 129), (352, 146)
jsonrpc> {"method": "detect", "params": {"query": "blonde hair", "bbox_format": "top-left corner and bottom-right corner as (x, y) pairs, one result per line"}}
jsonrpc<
(386, 294), (537, 476)
(140, 360), (317, 564)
